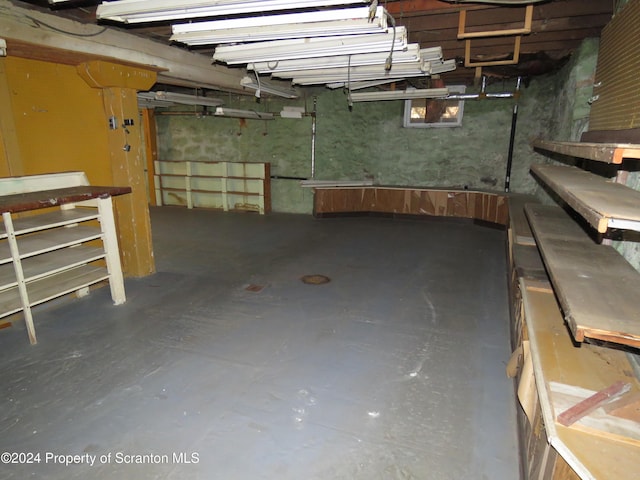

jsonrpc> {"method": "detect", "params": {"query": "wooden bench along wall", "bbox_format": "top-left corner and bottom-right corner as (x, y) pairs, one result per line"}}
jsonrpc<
(313, 186), (509, 225)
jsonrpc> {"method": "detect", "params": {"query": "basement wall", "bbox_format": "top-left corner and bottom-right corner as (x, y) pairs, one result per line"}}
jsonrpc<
(156, 72), (565, 215)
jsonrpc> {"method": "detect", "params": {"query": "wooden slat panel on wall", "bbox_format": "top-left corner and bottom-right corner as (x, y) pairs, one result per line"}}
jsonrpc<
(589, 1), (640, 131)
(313, 187), (508, 225)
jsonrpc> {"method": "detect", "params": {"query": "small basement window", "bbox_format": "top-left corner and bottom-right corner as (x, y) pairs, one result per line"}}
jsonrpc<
(403, 85), (466, 128)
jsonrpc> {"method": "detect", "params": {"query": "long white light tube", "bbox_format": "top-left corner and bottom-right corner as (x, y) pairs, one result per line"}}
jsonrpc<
(279, 61), (430, 80)
(325, 79), (400, 90)
(248, 44), (423, 74)
(290, 69), (435, 85)
(97, 0), (368, 24)
(429, 59), (457, 74)
(214, 107), (274, 120)
(350, 88), (450, 102)
(239, 76), (299, 99)
(171, 7), (387, 45)
(153, 91), (224, 106)
(213, 27), (407, 64)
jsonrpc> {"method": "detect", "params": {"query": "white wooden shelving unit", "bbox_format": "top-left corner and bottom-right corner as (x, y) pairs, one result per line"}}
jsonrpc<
(0, 172), (131, 344)
(154, 160), (271, 214)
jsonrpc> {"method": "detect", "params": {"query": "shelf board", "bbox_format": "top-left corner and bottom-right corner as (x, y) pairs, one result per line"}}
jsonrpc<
(0, 226), (102, 263)
(508, 193), (538, 246)
(0, 208), (99, 238)
(520, 277), (640, 480)
(524, 203), (640, 348)
(23, 245), (105, 283)
(533, 139), (640, 164)
(531, 163), (640, 233)
(27, 264), (109, 308)
(0, 186), (131, 214)
(0, 285), (22, 318)
(0, 246), (104, 288)
(0, 264), (109, 319)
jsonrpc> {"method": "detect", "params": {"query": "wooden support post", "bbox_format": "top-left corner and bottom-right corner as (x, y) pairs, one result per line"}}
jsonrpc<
(78, 60), (157, 277)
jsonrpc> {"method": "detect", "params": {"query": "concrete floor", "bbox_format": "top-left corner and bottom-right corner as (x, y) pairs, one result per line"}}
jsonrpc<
(0, 207), (519, 479)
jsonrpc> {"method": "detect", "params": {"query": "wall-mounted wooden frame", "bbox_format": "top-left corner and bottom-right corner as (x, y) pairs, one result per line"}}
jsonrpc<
(458, 5), (533, 39)
(464, 36), (521, 68)
(459, 4), (532, 68)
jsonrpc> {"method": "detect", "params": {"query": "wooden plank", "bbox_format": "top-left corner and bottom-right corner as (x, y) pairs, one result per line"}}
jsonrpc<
(0, 245), (104, 288)
(0, 285), (21, 318)
(458, 4), (533, 39)
(532, 139), (640, 164)
(525, 204), (640, 348)
(521, 278), (640, 480)
(603, 392), (640, 423)
(0, 186), (131, 214)
(26, 265), (109, 307)
(551, 383), (640, 444)
(0, 226), (102, 262)
(512, 243), (547, 280)
(3, 208), (99, 236)
(556, 381), (632, 427)
(312, 187), (508, 224)
(508, 193), (538, 245)
(464, 35), (521, 67)
(531, 163), (640, 233)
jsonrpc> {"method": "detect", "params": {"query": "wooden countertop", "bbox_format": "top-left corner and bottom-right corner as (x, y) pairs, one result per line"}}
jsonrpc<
(0, 186), (132, 214)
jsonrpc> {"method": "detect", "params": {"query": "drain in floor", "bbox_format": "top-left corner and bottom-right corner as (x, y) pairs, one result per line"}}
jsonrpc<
(301, 274), (331, 285)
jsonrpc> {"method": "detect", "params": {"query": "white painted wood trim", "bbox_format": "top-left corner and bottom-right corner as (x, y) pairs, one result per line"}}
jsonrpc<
(96, 197), (126, 305)
(3, 212), (37, 344)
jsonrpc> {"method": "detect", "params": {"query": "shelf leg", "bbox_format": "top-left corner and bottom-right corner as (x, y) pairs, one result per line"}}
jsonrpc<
(3, 212), (37, 344)
(96, 196), (126, 305)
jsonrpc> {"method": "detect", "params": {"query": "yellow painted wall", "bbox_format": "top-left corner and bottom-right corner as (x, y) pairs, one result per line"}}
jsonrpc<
(0, 56), (156, 277)
(2, 57), (112, 183)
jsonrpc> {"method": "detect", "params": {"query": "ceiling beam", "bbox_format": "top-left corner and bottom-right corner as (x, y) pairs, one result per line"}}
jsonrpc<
(0, 0), (247, 92)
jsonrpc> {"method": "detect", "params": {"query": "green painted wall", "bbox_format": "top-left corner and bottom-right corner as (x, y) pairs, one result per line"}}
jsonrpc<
(155, 50), (596, 215)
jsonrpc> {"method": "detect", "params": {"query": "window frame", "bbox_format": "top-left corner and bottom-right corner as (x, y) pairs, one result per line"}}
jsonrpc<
(403, 85), (466, 128)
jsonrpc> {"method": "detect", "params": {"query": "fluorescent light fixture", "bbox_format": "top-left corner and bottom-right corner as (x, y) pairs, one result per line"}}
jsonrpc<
(249, 44), (423, 74)
(152, 91), (224, 107)
(429, 59), (457, 74)
(240, 76), (299, 99)
(213, 27), (408, 64)
(137, 91), (176, 108)
(326, 79), (401, 90)
(280, 106), (306, 119)
(171, 7), (387, 46)
(97, 0), (368, 24)
(350, 88), (450, 103)
(285, 62), (435, 85)
(214, 107), (274, 120)
(282, 61), (429, 79)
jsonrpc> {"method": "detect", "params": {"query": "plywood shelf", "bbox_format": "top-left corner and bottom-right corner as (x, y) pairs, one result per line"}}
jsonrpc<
(524, 203), (640, 348)
(520, 277), (640, 480)
(0, 245), (104, 289)
(0, 208), (100, 238)
(532, 139), (640, 164)
(508, 193), (538, 246)
(0, 226), (102, 263)
(531, 163), (640, 233)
